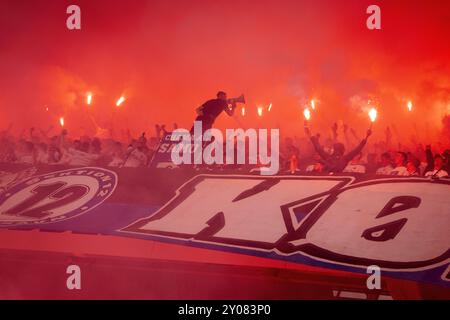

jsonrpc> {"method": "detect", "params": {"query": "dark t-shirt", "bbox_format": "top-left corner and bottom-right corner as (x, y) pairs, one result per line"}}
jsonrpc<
(198, 99), (228, 123)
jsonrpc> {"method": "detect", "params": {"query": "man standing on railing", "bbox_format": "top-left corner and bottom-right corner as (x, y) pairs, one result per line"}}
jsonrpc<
(190, 91), (237, 135)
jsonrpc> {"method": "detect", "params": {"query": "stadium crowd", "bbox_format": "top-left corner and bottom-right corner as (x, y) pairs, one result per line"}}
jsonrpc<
(0, 122), (449, 178)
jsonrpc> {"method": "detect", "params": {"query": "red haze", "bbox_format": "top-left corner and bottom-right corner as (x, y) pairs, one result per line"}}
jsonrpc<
(0, 0), (449, 141)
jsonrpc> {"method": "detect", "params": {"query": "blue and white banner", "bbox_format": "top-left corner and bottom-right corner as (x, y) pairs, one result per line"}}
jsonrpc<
(0, 163), (449, 288)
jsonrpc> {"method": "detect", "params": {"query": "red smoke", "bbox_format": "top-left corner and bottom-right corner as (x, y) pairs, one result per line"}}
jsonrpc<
(0, 0), (449, 142)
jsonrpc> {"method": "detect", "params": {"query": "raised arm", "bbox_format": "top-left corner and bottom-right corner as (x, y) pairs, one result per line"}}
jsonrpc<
(344, 129), (372, 161)
(425, 145), (434, 173)
(343, 124), (352, 149)
(305, 127), (329, 161)
(332, 123), (338, 143)
(385, 126), (392, 148)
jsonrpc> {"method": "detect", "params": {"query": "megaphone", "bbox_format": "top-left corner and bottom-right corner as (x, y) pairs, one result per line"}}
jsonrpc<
(228, 94), (245, 104)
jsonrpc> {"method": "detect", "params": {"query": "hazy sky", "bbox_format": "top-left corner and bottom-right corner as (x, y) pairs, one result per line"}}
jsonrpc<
(0, 0), (449, 139)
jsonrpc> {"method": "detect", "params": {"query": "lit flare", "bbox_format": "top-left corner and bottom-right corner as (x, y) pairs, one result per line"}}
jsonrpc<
(407, 101), (413, 112)
(369, 108), (377, 123)
(87, 93), (93, 105)
(303, 108), (311, 121)
(257, 106), (263, 117)
(116, 96), (125, 107)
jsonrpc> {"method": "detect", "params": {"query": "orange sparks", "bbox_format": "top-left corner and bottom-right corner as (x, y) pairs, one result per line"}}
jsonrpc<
(268, 103), (273, 112)
(311, 99), (315, 110)
(241, 107), (245, 116)
(59, 117), (65, 127)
